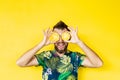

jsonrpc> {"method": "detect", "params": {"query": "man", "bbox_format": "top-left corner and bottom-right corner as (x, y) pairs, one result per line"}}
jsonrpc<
(16, 21), (103, 80)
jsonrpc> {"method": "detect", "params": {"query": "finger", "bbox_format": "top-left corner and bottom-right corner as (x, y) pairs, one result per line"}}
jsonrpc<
(46, 28), (49, 33)
(49, 29), (52, 34)
(49, 40), (56, 44)
(47, 27), (51, 32)
(76, 26), (78, 32)
(45, 28), (52, 37)
(71, 26), (75, 30)
(67, 27), (74, 35)
(44, 29), (48, 35)
(64, 40), (71, 43)
(50, 41), (55, 44)
(48, 28), (52, 34)
(68, 27), (72, 31)
(48, 29), (52, 37)
(42, 30), (45, 35)
(46, 27), (51, 34)
(68, 27), (76, 32)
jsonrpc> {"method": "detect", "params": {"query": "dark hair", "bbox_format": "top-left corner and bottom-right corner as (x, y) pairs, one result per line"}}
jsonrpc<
(53, 21), (70, 31)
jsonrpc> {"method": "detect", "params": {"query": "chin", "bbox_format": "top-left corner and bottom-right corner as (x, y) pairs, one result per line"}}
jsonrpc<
(58, 50), (65, 54)
(55, 47), (66, 53)
(54, 43), (68, 53)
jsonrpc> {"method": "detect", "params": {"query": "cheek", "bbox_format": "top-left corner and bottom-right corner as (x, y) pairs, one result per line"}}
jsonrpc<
(65, 43), (68, 46)
(65, 42), (68, 45)
(54, 42), (57, 45)
(54, 43), (58, 47)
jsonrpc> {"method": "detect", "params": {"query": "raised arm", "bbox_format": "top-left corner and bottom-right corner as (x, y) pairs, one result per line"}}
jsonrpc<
(16, 28), (52, 67)
(67, 27), (103, 68)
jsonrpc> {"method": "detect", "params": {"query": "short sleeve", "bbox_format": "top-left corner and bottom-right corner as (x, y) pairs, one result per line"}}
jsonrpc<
(76, 52), (86, 67)
(34, 51), (45, 66)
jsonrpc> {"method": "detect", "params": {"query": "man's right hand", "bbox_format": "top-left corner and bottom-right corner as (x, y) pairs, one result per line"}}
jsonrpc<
(41, 28), (54, 46)
(16, 28), (54, 67)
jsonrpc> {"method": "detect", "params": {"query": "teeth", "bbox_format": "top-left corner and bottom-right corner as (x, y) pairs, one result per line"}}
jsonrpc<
(59, 44), (63, 46)
(57, 42), (65, 46)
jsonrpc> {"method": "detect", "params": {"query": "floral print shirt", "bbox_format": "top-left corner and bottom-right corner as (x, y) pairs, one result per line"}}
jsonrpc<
(35, 50), (85, 80)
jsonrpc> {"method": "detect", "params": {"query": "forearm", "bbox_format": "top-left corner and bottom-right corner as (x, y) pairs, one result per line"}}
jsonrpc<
(16, 42), (45, 66)
(77, 40), (103, 66)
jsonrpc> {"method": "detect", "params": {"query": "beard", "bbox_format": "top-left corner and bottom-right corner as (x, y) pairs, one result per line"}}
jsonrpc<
(54, 42), (68, 54)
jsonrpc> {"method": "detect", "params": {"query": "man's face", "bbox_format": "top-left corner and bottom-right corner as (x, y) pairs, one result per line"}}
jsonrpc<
(53, 28), (69, 54)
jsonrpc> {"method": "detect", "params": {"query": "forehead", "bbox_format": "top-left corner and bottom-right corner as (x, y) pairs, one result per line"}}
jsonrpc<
(53, 28), (68, 34)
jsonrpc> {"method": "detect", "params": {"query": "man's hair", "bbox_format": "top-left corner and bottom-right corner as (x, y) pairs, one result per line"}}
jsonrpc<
(53, 21), (70, 31)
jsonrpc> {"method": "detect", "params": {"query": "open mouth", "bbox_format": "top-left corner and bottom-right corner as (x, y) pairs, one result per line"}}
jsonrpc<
(57, 42), (65, 50)
(57, 42), (65, 45)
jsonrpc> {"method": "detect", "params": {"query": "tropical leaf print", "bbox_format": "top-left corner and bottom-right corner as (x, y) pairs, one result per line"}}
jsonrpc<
(57, 55), (73, 73)
(66, 74), (76, 80)
(58, 71), (71, 80)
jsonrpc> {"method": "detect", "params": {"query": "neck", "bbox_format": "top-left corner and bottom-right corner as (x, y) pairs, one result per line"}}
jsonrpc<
(56, 52), (65, 57)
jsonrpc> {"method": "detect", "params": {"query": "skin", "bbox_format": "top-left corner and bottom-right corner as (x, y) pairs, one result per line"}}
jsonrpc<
(53, 28), (68, 56)
(16, 27), (103, 67)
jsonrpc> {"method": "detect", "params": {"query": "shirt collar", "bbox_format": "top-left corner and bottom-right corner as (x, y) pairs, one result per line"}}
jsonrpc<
(51, 49), (71, 57)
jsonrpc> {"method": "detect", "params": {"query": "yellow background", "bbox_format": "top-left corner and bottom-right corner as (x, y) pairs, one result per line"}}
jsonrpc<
(0, 0), (120, 80)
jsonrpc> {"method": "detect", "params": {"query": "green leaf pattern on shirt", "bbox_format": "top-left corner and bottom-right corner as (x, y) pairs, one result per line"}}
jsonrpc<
(57, 55), (73, 73)
(35, 50), (85, 80)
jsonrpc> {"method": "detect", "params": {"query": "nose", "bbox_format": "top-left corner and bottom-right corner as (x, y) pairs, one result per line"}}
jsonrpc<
(58, 36), (64, 42)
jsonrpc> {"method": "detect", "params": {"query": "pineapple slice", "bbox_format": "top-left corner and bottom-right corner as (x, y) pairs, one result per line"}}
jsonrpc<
(49, 32), (59, 42)
(61, 32), (71, 41)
